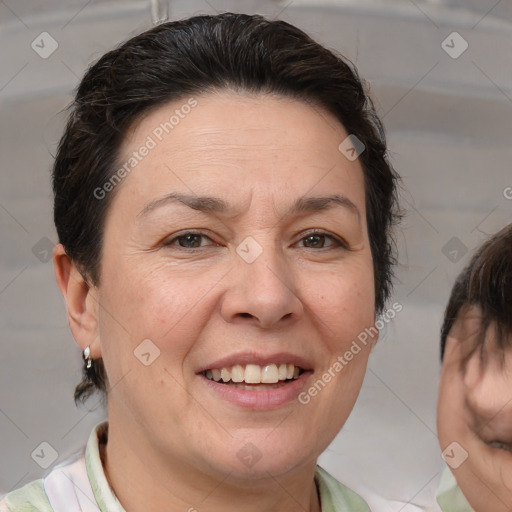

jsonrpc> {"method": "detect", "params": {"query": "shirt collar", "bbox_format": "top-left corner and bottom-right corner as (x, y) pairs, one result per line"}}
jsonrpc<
(85, 421), (125, 512)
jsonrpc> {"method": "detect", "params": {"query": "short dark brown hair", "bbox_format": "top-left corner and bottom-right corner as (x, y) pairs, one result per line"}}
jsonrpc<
(440, 224), (512, 361)
(52, 13), (401, 405)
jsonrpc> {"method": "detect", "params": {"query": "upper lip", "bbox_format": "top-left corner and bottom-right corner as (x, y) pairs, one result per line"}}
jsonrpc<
(196, 352), (313, 374)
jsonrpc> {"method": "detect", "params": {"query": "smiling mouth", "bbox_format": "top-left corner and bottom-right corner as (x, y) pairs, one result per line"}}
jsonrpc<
(202, 363), (304, 390)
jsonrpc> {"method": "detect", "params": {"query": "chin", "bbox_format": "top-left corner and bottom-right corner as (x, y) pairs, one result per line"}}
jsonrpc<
(203, 440), (316, 481)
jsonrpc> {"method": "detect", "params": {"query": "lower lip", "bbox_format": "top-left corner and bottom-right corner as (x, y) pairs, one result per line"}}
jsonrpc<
(199, 372), (312, 410)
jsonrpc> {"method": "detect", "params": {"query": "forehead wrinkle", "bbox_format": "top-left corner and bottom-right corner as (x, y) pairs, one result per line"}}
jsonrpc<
(186, 141), (304, 154)
(182, 128), (322, 154)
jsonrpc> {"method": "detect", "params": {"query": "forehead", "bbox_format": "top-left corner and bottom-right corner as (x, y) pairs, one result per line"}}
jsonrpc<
(113, 91), (366, 216)
(123, 90), (345, 153)
(447, 306), (512, 367)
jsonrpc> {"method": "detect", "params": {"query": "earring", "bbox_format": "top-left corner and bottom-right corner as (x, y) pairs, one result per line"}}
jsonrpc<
(84, 346), (93, 369)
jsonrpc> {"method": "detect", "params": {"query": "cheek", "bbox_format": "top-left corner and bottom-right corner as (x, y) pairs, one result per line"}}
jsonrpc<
(304, 261), (376, 340)
(96, 260), (220, 393)
(297, 266), (374, 443)
(457, 462), (512, 512)
(103, 257), (218, 334)
(437, 366), (468, 451)
(303, 263), (375, 399)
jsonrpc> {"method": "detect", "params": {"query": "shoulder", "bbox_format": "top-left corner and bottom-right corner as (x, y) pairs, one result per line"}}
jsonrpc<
(315, 466), (371, 512)
(1, 479), (53, 512)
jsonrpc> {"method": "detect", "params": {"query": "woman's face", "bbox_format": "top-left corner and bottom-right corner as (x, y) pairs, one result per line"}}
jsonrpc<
(438, 306), (512, 511)
(92, 91), (376, 478)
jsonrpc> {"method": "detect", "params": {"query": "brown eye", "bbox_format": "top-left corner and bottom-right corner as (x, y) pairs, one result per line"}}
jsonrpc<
(298, 231), (346, 250)
(177, 234), (203, 248)
(303, 234), (327, 248)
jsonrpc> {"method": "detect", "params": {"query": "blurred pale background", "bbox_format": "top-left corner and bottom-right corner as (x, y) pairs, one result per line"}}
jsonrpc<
(1, 0), (511, 510)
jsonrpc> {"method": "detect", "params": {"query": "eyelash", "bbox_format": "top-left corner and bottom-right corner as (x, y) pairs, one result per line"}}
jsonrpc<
(162, 230), (347, 251)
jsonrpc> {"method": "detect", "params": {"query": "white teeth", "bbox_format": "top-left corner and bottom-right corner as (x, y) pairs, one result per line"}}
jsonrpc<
(261, 364), (279, 383)
(204, 363), (303, 384)
(245, 364), (261, 384)
(231, 364), (244, 383)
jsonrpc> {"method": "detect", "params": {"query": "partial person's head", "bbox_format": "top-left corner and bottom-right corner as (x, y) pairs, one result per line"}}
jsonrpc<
(437, 224), (512, 511)
(52, 13), (400, 480)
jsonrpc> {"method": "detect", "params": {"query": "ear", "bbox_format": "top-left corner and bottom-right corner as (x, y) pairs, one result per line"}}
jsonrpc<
(53, 243), (101, 359)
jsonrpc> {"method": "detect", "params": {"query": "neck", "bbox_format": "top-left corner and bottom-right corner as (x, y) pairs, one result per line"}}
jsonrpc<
(101, 419), (321, 512)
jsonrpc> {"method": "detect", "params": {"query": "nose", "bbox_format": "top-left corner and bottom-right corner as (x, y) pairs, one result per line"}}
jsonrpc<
(219, 243), (304, 329)
(464, 349), (512, 418)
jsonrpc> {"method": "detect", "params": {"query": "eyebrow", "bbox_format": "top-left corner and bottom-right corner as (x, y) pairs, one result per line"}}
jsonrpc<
(137, 192), (361, 221)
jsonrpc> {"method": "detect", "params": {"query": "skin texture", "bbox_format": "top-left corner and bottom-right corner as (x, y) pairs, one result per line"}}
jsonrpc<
(53, 91), (377, 512)
(438, 305), (512, 512)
